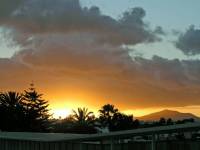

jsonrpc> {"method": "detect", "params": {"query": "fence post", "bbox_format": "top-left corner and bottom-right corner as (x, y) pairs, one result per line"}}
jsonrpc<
(100, 140), (104, 150)
(110, 138), (114, 150)
(152, 134), (156, 150)
(79, 141), (82, 150)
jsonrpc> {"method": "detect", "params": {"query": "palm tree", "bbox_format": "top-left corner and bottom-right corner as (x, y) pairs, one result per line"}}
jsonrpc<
(0, 91), (24, 131)
(0, 91), (22, 108)
(69, 107), (97, 134)
(72, 107), (94, 124)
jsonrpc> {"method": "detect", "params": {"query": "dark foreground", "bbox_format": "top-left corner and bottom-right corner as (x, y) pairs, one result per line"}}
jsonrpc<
(0, 140), (200, 150)
(0, 123), (200, 150)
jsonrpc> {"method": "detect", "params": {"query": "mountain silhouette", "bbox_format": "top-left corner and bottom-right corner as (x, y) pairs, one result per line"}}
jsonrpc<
(137, 109), (200, 121)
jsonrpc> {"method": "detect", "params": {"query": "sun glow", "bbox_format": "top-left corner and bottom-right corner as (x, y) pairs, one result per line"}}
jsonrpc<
(51, 109), (71, 119)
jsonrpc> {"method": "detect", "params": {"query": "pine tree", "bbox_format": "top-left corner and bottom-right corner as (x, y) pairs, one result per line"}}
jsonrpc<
(23, 83), (51, 132)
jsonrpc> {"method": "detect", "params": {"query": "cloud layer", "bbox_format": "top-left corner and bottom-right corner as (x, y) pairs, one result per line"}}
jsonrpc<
(0, 0), (200, 110)
(176, 25), (200, 55)
(0, 0), (159, 46)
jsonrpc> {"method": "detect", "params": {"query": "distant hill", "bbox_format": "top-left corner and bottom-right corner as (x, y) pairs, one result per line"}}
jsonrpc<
(137, 109), (200, 122)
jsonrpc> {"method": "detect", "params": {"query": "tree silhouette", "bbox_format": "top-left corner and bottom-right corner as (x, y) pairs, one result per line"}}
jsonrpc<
(167, 118), (174, 125)
(72, 107), (95, 125)
(22, 83), (51, 132)
(98, 104), (118, 128)
(109, 112), (134, 131)
(159, 117), (166, 126)
(0, 91), (22, 107)
(133, 119), (140, 128)
(0, 88), (195, 133)
(0, 91), (25, 131)
(68, 107), (97, 134)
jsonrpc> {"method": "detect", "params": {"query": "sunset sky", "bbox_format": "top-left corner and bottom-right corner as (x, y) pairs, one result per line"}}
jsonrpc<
(1, 0), (200, 118)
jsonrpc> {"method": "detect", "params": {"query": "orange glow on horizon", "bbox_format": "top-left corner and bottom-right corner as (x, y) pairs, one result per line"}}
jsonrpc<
(49, 100), (200, 119)
(44, 89), (200, 119)
(51, 109), (71, 119)
(122, 108), (164, 117)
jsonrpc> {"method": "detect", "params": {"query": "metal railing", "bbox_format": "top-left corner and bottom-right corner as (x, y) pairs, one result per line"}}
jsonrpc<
(0, 123), (200, 150)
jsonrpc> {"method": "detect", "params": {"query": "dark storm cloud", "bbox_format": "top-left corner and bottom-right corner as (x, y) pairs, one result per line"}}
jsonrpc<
(176, 25), (200, 55)
(0, 0), (159, 45)
(0, 0), (25, 19)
